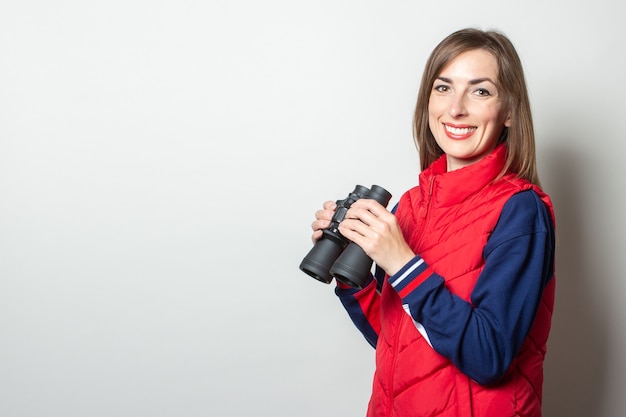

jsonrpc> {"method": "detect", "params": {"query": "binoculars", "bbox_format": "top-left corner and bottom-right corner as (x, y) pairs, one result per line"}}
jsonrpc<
(299, 184), (392, 289)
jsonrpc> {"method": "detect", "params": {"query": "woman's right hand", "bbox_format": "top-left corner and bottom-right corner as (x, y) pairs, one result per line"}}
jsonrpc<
(311, 200), (337, 243)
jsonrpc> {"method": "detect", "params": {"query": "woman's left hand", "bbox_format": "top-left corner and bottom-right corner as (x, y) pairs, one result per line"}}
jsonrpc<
(338, 199), (415, 276)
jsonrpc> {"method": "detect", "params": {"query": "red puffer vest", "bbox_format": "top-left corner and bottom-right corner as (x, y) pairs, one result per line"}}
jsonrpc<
(368, 144), (555, 417)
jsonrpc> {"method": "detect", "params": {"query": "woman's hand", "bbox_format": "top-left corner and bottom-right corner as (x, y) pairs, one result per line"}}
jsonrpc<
(339, 199), (415, 276)
(311, 200), (336, 243)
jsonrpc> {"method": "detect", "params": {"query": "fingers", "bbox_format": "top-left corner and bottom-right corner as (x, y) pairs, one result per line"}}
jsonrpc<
(338, 200), (388, 245)
(336, 199), (415, 276)
(309, 199), (390, 245)
(311, 200), (337, 243)
(311, 229), (323, 244)
(344, 199), (393, 227)
(350, 198), (389, 213)
(312, 201), (335, 229)
(323, 200), (337, 211)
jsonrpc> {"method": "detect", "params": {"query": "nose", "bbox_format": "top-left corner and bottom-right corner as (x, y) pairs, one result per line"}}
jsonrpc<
(448, 93), (467, 118)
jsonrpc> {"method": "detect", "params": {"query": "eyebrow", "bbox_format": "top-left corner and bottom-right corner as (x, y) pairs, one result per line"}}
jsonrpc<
(436, 76), (498, 85)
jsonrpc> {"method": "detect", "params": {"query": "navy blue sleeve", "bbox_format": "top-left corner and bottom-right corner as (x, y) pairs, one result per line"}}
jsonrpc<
(387, 190), (555, 385)
(334, 203), (399, 348)
(335, 276), (380, 348)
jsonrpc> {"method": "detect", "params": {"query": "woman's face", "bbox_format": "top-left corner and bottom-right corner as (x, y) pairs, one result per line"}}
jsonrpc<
(428, 49), (510, 171)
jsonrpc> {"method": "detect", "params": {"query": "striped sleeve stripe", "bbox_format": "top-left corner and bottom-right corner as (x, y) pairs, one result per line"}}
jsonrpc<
(390, 258), (425, 289)
(389, 256), (433, 297)
(396, 265), (435, 299)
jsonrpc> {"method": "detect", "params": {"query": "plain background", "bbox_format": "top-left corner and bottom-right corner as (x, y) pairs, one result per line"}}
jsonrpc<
(1, 1), (624, 416)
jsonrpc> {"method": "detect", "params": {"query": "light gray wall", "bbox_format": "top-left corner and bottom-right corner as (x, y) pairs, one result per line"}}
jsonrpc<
(1, 1), (624, 416)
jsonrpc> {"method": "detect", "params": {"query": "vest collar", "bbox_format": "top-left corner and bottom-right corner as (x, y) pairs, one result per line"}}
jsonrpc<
(419, 143), (508, 207)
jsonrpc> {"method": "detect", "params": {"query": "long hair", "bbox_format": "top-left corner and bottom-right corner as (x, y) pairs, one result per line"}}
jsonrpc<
(413, 28), (540, 185)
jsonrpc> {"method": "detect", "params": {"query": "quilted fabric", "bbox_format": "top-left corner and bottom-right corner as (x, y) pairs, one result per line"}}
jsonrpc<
(368, 144), (555, 417)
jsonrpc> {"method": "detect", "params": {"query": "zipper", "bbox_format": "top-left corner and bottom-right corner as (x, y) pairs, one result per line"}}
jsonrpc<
(386, 176), (435, 415)
(415, 176), (435, 248)
(425, 176), (435, 218)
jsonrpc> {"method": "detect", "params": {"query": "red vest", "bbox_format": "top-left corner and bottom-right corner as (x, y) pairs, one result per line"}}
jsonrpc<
(368, 145), (555, 416)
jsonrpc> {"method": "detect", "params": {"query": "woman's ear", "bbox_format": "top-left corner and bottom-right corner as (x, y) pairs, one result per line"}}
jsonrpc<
(504, 111), (512, 127)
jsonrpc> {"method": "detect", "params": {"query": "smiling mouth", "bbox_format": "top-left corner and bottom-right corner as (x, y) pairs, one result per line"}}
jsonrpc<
(444, 124), (477, 136)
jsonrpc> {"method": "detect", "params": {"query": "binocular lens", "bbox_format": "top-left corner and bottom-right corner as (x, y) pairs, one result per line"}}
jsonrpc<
(329, 244), (372, 288)
(299, 238), (346, 284)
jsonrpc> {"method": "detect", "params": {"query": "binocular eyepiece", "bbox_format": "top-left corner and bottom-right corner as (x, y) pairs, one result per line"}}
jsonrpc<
(299, 184), (392, 289)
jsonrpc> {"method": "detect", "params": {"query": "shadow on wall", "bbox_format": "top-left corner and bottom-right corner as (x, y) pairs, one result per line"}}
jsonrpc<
(541, 146), (609, 417)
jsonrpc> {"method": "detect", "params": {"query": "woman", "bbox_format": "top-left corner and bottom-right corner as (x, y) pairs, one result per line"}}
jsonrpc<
(311, 28), (556, 416)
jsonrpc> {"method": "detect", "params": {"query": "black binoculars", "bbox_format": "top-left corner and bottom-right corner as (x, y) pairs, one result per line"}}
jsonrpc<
(299, 184), (392, 289)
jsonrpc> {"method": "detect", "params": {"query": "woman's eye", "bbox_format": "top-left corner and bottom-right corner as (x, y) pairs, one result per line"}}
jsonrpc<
(475, 88), (492, 96)
(434, 85), (449, 93)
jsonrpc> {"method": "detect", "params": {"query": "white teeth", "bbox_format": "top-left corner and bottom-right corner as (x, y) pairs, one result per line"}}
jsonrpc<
(445, 125), (476, 135)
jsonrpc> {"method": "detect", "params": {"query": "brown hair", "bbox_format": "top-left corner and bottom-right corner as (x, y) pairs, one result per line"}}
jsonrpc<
(413, 28), (540, 185)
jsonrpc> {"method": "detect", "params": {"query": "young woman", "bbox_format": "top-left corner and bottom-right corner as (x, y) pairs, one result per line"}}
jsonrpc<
(310, 28), (556, 416)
